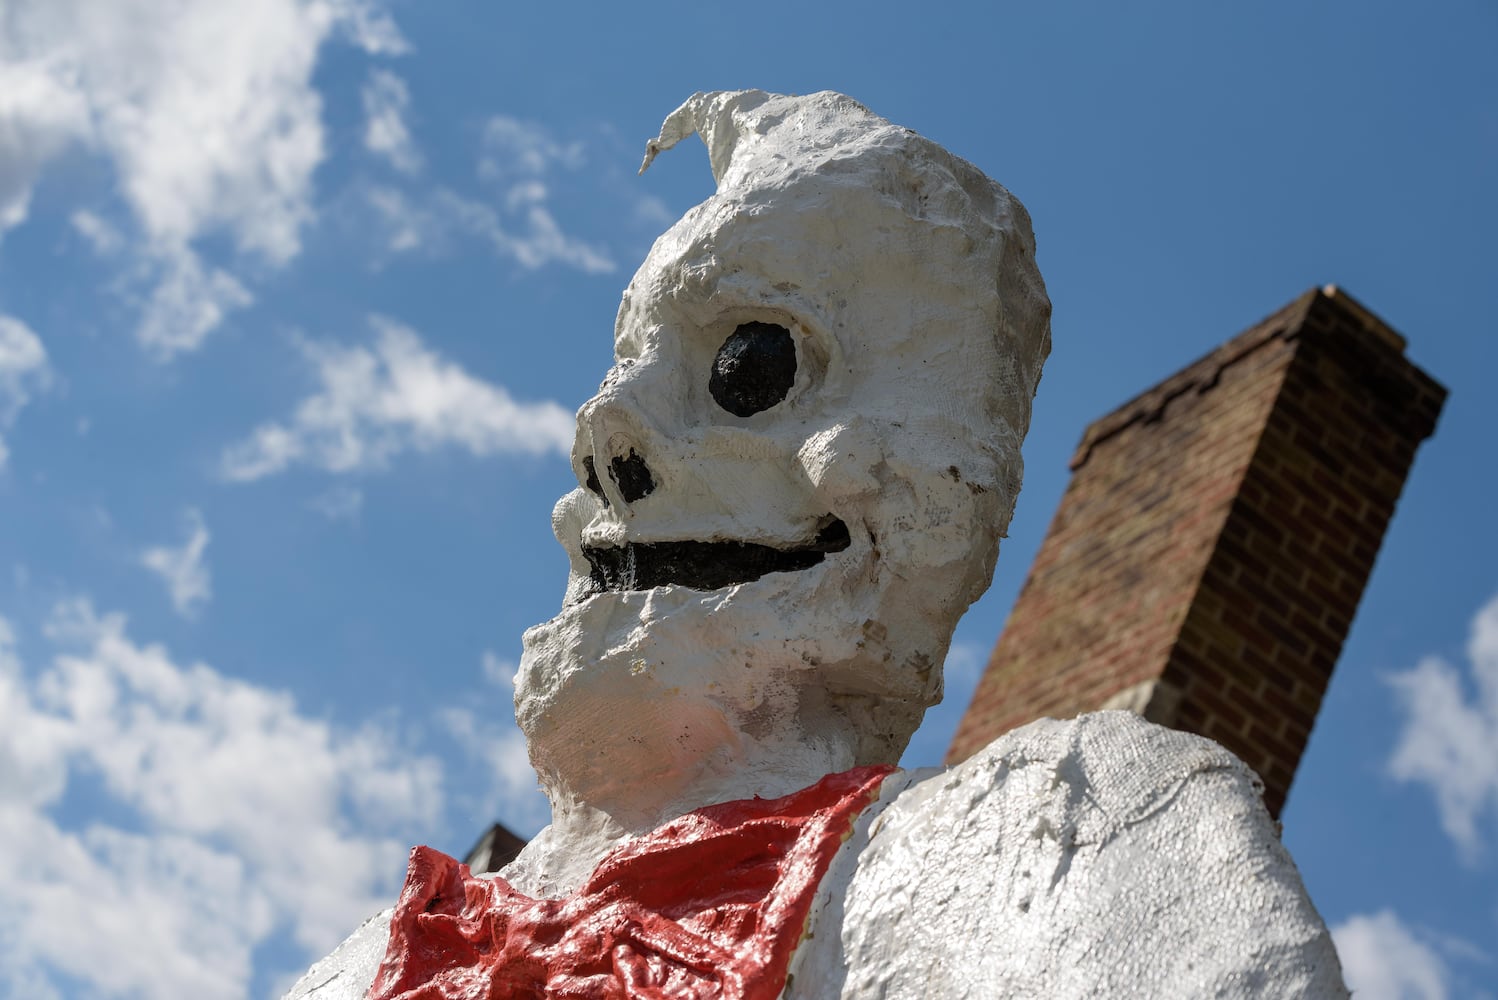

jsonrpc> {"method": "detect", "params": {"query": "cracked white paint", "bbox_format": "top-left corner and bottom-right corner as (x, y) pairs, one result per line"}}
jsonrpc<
(287, 91), (1345, 998)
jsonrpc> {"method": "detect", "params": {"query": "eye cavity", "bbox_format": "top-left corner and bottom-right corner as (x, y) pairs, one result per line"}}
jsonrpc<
(709, 322), (797, 417)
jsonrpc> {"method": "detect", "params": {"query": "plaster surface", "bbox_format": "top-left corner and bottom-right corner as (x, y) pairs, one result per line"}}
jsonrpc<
(513, 90), (1050, 872)
(285, 90), (1346, 998)
(789, 712), (1346, 998)
(285, 714), (1345, 999)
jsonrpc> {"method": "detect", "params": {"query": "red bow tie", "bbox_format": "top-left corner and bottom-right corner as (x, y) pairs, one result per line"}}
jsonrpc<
(368, 765), (893, 1000)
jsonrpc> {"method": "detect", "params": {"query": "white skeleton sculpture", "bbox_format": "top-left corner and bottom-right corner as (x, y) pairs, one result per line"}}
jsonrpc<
(289, 91), (1348, 999)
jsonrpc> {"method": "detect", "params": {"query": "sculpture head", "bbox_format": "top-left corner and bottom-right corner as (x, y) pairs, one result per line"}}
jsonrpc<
(516, 91), (1050, 824)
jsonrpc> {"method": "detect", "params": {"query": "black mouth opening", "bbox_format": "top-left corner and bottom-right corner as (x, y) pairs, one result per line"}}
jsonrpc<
(580, 517), (851, 596)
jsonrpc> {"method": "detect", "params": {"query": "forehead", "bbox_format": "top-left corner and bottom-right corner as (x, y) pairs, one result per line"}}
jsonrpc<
(615, 176), (988, 356)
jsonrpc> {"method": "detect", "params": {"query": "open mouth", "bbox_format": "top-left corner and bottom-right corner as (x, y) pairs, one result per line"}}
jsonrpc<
(580, 517), (851, 596)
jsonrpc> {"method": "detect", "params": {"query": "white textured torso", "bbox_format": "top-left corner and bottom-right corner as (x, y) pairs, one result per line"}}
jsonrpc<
(286, 712), (1347, 999)
(786, 711), (1347, 999)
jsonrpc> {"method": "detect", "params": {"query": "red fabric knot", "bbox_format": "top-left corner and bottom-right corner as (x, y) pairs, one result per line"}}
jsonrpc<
(368, 765), (895, 1000)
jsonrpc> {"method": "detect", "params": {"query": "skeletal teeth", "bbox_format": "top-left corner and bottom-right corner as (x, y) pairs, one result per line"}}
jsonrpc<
(578, 518), (851, 598)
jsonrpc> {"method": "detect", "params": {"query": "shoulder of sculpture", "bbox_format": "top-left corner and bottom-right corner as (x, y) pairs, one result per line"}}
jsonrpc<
(798, 712), (1348, 999)
(891, 709), (1256, 837)
(282, 907), (393, 1000)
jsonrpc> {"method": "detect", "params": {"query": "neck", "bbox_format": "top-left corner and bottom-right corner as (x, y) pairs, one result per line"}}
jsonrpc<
(508, 586), (910, 897)
(502, 713), (862, 898)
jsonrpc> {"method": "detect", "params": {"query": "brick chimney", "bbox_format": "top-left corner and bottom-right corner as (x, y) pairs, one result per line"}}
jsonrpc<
(463, 820), (528, 874)
(946, 287), (1446, 817)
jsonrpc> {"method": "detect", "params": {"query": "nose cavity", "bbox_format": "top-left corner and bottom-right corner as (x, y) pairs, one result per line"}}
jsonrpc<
(609, 448), (656, 503)
(580, 446), (656, 507)
(578, 389), (657, 507)
(582, 456), (610, 508)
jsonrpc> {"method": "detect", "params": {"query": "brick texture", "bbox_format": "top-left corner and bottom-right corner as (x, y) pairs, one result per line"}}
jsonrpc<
(946, 287), (1446, 817)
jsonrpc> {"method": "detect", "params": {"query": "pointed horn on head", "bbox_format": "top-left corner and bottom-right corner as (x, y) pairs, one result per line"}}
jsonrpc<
(638, 90), (773, 183)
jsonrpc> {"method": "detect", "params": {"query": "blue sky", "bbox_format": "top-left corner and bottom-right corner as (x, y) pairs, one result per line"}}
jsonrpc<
(1, 1), (1495, 997)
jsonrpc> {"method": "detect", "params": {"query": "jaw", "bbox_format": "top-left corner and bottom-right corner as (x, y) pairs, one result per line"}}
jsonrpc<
(515, 538), (880, 828)
(519, 470), (994, 828)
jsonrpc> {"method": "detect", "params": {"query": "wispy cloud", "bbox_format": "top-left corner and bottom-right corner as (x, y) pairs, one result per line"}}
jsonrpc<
(364, 185), (446, 254)
(362, 182), (615, 274)
(352, 111), (618, 273)
(942, 641), (989, 686)
(362, 69), (422, 174)
(0, 600), (443, 998)
(0, 0), (405, 357)
(325, 0), (409, 55)
(308, 485), (365, 522)
(0, 315), (51, 470)
(489, 183), (615, 274)
(481, 649), (516, 687)
(1332, 910), (1450, 1000)
(440, 707), (543, 830)
(69, 209), (124, 256)
(476, 116), (613, 273)
(439, 650), (547, 833)
(135, 247), (256, 362)
(1387, 592), (1498, 861)
(221, 316), (575, 481)
(479, 116), (585, 180)
(141, 509), (213, 618)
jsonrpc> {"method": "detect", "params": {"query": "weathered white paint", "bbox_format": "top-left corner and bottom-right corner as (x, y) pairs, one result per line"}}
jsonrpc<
(286, 908), (392, 999)
(286, 91), (1346, 998)
(287, 715), (1347, 999)
(787, 712), (1347, 998)
(510, 91), (1051, 887)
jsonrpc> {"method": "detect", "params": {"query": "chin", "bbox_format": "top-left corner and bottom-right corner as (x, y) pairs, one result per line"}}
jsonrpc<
(516, 522), (965, 815)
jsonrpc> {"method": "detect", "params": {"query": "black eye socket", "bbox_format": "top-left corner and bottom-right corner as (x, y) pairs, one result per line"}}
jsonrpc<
(709, 321), (797, 417)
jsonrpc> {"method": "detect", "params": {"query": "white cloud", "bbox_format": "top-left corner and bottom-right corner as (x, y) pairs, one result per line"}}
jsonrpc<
(0, 316), (50, 421)
(0, 600), (442, 998)
(490, 182), (615, 274)
(70, 209), (124, 255)
(479, 115), (584, 180)
(141, 508), (213, 617)
(439, 653), (547, 834)
(481, 649), (516, 687)
(362, 69), (421, 174)
(1387, 592), (1498, 860)
(324, 0), (409, 56)
(0, 0), (405, 355)
(1332, 910), (1450, 1000)
(440, 707), (543, 829)
(220, 316), (575, 481)
(351, 113), (618, 272)
(0, 315), (51, 470)
(364, 184), (443, 253)
(475, 117), (614, 274)
(362, 182), (615, 273)
(0, 56), (91, 235)
(135, 247), (255, 361)
(942, 640), (988, 685)
(1, 0), (399, 259)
